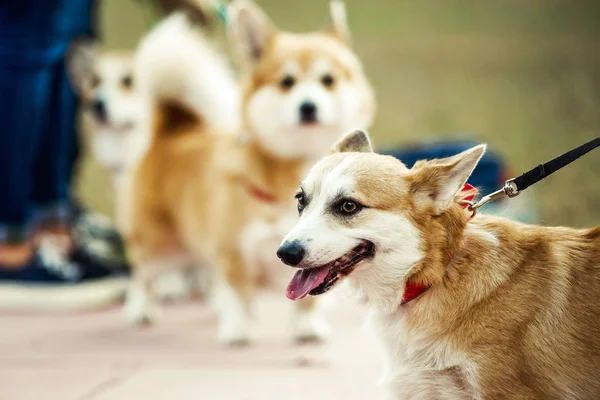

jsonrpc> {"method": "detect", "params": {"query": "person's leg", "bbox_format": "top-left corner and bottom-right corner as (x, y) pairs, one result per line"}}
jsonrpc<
(0, 2), (128, 312)
(0, 62), (51, 266)
(31, 58), (77, 242)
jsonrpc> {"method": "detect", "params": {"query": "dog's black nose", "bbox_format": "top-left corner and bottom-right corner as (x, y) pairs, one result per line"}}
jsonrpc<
(277, 241), (306, 266)
(299, 101), (317, 123)
(92, 99), (107, 122)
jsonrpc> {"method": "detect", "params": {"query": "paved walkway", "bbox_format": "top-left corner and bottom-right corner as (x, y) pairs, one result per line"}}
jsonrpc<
(0, 293), (386, 400)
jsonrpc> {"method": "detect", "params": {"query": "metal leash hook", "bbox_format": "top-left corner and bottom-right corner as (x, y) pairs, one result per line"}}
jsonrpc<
(465, 136), (599, 218)
(467, 178), (520, 217)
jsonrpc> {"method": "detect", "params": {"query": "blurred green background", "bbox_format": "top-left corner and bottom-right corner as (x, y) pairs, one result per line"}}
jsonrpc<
(79, 0), (600, 227)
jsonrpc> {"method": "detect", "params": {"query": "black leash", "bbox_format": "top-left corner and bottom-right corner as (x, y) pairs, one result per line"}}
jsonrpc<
(469, 136), (600, 212)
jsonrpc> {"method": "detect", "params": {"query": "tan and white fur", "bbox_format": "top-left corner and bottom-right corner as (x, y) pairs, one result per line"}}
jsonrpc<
(67, 43), (146, 189)
(67, 41), (199, 300)
(124, 0), (375, 345)
(280, 129), (600, 399)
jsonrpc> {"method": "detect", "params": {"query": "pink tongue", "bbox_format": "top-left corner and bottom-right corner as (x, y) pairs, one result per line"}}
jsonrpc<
(286, 266), (330, 300)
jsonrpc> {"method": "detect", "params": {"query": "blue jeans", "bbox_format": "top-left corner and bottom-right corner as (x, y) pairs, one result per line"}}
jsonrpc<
(0, 0), (96, 243)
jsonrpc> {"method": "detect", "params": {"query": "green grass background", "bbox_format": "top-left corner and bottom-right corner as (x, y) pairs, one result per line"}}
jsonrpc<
(78, 0), (600, 227)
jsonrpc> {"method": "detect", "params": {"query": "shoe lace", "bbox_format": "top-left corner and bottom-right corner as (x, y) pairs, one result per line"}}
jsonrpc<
(38, 236), (81, 280)
(83, 237), (115, 260)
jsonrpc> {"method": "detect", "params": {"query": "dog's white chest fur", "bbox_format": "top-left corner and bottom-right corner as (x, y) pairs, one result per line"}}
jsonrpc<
(240, 213), (297, 285)
(369, 310), (479, 399)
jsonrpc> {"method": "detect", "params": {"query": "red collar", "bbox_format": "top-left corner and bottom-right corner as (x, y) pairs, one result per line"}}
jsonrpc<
(242, 179), (278, 204)
(401, 183), (475, 305)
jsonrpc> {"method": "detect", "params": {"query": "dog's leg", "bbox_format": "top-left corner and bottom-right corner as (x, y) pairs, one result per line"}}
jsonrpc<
(124, 262), (161, 326)
(153, 267), (194, 302)
(123, 252), (188, 325)
(214, 251), (254, 346)
(293, 296), (330, 343)
(191, 264), (213, 299)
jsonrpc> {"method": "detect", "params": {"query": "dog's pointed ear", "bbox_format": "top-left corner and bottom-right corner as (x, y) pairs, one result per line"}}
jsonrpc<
(66, 38), (97, 97)
(411, 145), (486, 215)
(332, 129), (373, 154)
(227, 0), (276, 68)
(325, 0), (351, 43)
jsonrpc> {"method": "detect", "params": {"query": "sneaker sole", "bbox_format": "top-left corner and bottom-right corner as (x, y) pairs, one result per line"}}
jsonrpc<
(0, 277), (129, 312)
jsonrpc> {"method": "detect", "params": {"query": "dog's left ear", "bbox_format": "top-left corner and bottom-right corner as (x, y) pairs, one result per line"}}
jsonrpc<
(332, 129), (373, 153)
(66, 38), (97, 97)
(411, 145), (486, 215)
(227, 0), (276, 68)
(326, 0), (351, 43)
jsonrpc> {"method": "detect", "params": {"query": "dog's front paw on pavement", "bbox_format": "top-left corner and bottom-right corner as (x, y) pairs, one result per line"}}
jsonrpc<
(293, 312), (331, 344)
(218, 317), (253, 347)
(123, 291), (159, 327)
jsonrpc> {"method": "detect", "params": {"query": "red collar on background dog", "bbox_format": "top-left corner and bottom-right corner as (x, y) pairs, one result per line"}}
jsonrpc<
(401, 183), (475, 305)
(242, 180), (278, 204)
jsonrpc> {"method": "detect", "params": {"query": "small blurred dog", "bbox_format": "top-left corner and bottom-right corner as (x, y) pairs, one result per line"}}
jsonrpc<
(66, 41), (200, 301)
(67, 44), (145, 187)
(124, 0), (375, 345)
(280, 129), (600, 399)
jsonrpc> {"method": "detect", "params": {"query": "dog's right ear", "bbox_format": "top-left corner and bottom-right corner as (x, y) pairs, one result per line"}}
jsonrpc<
(66, 38), (97, 97)
(227, 0), (276, 68)
(410, 145), (486, 215)
(332, 129), (373, 154)
(326, 0), (351, 44)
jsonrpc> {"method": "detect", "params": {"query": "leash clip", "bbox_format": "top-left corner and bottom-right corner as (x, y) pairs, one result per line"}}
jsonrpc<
(503, 178), (520, 198)
(467, 136), (599, 215)
(467, 178), (520, 215)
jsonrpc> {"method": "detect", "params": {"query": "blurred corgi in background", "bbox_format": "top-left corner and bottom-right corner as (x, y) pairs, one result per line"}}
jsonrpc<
(124, 0), (375, 345)
(66, 1), (235, 302)
(67, 44), (145, 188)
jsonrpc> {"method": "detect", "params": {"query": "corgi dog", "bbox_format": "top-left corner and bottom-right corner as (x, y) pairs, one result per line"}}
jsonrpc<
(67, 43), (145, 188)
(280, 129), (600, 399)
(67, 41), (197, 300)
(67, 4), (230, 302)
(123, 0), (375, 345)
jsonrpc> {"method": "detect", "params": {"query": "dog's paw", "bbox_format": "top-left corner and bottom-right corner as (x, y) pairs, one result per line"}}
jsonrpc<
(123, 285), (158, 326)
(218, 316), (252, 347)
(293, 311), (330, 344)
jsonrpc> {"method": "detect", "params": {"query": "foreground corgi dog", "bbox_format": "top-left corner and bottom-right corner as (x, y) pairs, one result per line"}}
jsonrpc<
(124, 0), (375, 345)
(280, 130), (600, 399)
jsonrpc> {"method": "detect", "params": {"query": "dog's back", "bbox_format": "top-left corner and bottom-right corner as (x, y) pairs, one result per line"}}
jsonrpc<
(519, 224), (600, 398)
(441, 218), (600, 399)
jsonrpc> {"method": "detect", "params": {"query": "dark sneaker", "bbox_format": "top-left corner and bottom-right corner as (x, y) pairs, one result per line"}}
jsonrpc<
(71, 236), (129, 278)
(69, 199), (129, 274)
(0, 238), (128, 311)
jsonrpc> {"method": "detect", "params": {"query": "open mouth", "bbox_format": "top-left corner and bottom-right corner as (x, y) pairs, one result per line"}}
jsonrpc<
(93, 118), (135, 132)
(286, 240), (374, 300)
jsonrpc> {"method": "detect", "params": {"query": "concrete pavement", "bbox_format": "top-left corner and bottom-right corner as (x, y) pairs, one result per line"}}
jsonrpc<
(0, 293), (387, 400)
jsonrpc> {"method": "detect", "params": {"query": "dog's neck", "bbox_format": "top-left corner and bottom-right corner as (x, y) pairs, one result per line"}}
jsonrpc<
(382, 215), (538, 322)
(234, 137), (314, 204)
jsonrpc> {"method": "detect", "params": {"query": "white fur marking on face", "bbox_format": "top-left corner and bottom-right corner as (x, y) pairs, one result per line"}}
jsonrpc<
(93, 56), (141, 128)
(246, 46), (373, 159)
(284, 155), (425, 313)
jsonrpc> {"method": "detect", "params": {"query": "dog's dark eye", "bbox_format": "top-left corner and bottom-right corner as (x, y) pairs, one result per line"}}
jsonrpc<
(339, 200), (360, 215)
(280, 75), (295, 90)
(321, 74), (335, 88)
(121, 74), (133, 89)
(296, 193), (306, 213)
(91, 74), (101, 88)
